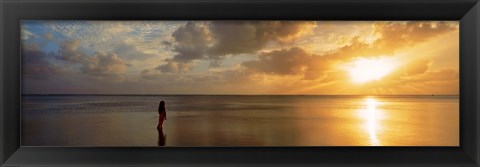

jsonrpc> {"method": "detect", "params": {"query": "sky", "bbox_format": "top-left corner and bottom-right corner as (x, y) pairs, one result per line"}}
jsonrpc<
(21, 21), (459, 95)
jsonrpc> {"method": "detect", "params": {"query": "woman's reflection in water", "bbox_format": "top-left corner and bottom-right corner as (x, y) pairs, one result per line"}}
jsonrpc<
(157, 127), (166, 146)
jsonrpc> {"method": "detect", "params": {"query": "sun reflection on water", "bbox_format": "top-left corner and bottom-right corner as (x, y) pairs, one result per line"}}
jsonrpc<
(361, 98), (381, 146)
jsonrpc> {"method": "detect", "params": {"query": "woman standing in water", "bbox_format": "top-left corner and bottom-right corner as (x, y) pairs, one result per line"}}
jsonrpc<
(157, 101), (167, 129)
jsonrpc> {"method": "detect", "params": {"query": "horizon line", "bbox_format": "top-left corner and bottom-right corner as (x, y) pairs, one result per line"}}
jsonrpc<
(21, 93), (460, 96)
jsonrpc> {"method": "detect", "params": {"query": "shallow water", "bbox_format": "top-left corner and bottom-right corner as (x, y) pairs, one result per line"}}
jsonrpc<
(21, 95), (459, 146)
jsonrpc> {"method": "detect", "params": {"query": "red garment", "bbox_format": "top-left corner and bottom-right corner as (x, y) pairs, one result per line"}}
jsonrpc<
(158, 110), (166, 128)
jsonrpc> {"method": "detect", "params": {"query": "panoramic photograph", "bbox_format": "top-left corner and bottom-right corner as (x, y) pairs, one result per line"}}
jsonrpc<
(21, 21), (459, 146)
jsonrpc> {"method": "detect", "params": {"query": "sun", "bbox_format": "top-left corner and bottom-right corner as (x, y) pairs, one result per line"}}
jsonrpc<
(347, 57), (396, 83)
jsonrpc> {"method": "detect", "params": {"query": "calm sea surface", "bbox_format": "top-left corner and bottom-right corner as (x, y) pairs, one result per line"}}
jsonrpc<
(21, 95), (459, 146)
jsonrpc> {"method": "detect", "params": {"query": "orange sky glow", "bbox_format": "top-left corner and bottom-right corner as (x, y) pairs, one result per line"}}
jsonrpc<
(21, 21), (459, 95)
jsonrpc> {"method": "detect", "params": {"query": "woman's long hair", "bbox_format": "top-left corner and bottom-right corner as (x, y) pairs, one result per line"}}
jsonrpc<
(158, 101), (166, 112)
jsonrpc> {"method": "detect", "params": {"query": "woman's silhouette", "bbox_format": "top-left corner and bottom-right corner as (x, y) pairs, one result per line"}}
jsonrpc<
(157, 127), (166, 146)
(157, 101), (167, 130)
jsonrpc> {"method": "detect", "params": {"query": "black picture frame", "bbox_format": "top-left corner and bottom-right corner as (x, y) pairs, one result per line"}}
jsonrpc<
(1, 0), (479, 166)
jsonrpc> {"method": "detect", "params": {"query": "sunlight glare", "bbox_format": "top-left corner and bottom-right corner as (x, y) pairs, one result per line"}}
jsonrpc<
(348, 57), (396, 83)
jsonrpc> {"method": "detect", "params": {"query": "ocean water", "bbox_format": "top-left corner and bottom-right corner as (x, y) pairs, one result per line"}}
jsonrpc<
(21, 95), (459, 146)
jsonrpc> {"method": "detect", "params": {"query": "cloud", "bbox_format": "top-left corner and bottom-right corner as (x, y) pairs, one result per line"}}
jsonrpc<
(38, 21), (181, 61)
(21, 21), (459, 94)
(158, 21), (317, 71)
(238, 21), (456, 82)
(41, 21), (133, 50)
(209, 21), (316, 56)
(21, 44), (59, 80)
(140, 69), (162, 80)
(170, 21), (212, 62)
(54, 40), (127, 77)
(381, 58), (433, 82)
(320, 22), (457, 62)
(112, 40), (153, 60)
(381, 68), (459, 95)
(241, 47), (336, 81)
(244, 21), (457, 81)
(202, 69), (254, 84)
(346, 57), (459, 95)
(403, 69), (458, 83)
(56, 40), (84, 62)
(43, 32), (54, 40)
(242, 47), (312, 76)
(21, 29), (37, 40)
(155, 59), (192, 73)
(80, 52), (126, 77)
(404, 59), (432, 76)
(373, 22), (457, 52)
(155, 22), (210, 72)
